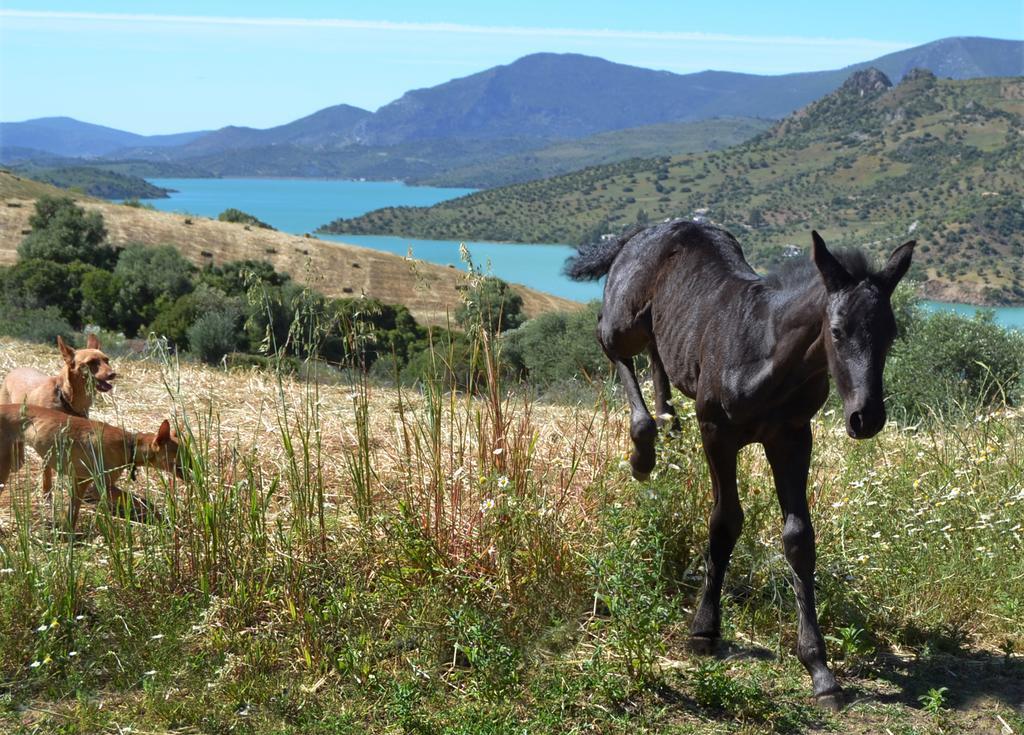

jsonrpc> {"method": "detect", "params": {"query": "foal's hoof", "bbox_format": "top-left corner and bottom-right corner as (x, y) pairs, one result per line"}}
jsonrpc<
(688, 636), (718, 655)
(655, 411), (679, 432)
(814, 689), (845, 712)
(629, 450), (655, 481)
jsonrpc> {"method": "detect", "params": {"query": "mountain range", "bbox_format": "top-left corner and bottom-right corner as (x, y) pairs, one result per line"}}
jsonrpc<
(324, 69), (1024, 305)
(1, 36), (1020, 187)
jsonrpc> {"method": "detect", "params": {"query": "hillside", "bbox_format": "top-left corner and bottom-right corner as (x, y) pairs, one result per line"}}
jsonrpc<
(8, 165), (172, 199)
(324, 72), (1024, 305)
(0, 172), (577, 327)
(421, 117), (773, 188)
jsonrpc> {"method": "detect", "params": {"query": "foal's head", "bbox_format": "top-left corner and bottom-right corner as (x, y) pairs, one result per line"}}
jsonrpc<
(812, 231), (914, 439)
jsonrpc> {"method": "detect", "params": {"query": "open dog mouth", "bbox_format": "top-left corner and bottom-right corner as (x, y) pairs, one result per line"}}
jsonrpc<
(95, 379), (114, 393)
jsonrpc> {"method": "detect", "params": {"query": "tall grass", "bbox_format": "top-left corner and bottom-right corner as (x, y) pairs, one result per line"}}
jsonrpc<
(0, 312), (1021, 732)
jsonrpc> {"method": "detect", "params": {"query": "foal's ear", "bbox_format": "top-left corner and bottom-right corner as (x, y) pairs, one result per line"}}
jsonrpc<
(86, 333), (101, 350)
(811, 231), (852, 293)
(879, 240), (915, 295)
(57, 335), (75, 366)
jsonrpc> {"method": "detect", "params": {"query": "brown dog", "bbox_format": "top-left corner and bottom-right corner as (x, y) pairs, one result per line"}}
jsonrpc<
(0, 334), (117, 417)
(0, 334), (118, 489)
(0, 405), (182, 530)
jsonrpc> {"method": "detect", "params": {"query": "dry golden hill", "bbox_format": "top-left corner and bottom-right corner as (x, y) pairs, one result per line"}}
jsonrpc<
(0, 170), (579, 327)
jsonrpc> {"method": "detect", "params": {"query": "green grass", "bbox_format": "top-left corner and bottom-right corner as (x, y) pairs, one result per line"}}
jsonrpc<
(0, 331), (1021, 734)
(323, 75), (1024, 305)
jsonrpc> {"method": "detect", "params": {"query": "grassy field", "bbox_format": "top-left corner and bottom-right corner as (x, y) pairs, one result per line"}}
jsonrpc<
(0, 171), (578, 328)
(325, 75), (1024, 306)
(0, 334), (1020, 734)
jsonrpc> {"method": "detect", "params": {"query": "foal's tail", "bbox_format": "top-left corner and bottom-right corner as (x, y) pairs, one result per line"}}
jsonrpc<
(563, 224), (645, 281)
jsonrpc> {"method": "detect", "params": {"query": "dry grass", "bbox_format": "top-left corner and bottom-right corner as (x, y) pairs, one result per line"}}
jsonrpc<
(0, 338), (626, 537)
(0, 171), (581, 328)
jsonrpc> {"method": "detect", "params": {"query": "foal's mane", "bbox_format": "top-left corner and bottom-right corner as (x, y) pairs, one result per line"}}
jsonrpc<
(765, 247), (876, 292)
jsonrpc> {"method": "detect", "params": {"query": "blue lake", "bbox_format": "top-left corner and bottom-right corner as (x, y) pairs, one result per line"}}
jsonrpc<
(146, 177), (603, 302)
(143, 177), (1022, 326)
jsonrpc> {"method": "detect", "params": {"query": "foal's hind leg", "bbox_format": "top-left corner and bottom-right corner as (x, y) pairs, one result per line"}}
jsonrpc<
(613, 358), (657, 480)
(764, 425), (842, 709)
(691, 421), (742, 650)
(649, 342), (678, 431)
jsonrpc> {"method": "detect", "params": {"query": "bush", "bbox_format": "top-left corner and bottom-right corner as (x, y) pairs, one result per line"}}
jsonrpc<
(456, 276), (524, 334)
(886, 309), (1024, 420)
(188, 311), (241, 364)
(217, 208), (275, 230)
(18, 196), (116, 269)
(0, 304), (75, 344)
(502, 302), (606, 387)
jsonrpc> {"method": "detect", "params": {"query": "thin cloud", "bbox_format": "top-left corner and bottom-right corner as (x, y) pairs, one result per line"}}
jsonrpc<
(0, 9), (912, 50)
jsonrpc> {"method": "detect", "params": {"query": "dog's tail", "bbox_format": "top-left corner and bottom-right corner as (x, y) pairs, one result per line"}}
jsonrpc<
(563, 224), (645, 282)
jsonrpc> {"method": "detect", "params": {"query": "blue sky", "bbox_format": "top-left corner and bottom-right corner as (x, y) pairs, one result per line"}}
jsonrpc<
(1, 1), (1021, 134)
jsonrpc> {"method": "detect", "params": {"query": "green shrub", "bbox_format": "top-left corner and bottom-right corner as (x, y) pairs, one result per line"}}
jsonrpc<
(886, 309), (1024, 420)
(0, 259), (95, 325)
(217, 208), (275, 230)
(502, 302), (606, 386)
(0, 304), (75, 343)
(455, 276), (524, 334)
(188, 311), (241, 364)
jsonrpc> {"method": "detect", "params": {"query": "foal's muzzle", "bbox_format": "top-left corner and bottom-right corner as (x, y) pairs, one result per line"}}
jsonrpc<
(846, 403), (886, 439)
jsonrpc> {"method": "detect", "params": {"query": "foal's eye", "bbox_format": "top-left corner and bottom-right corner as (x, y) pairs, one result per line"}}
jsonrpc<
(830, 326), (843, 341)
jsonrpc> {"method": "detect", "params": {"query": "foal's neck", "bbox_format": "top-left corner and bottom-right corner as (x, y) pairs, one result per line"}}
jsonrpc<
(770, 278), (828, 369)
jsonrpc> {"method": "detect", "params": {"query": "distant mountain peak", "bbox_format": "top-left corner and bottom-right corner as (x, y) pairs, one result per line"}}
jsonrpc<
(839, 68), (893, 97)
(901, 67), (937, 84)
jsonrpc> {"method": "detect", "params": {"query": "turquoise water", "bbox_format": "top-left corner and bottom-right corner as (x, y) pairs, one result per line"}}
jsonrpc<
(921, 300), (1024, 330)
(145, 177), (603, 302)
(147, 178), (475, 234)
(142, 178), (1021, 324)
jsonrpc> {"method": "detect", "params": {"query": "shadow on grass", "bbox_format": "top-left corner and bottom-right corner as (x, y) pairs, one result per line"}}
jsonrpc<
(855, 646), (1023, 715)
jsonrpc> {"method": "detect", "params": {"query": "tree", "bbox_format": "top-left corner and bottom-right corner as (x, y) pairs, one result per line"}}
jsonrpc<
(455, 276), (524, 334)
(79, 269), (125, 331)
(0, 259), (96, 325)
(112, 244), (195, 335)
(18, 196), (116, 269)
(199, 259), (289, 298)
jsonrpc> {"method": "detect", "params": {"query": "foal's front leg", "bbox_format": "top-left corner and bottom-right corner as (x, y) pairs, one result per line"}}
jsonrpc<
(614, 357), (657, 480)
(763, 425), (842, 708)
(691, 421), (742, 651)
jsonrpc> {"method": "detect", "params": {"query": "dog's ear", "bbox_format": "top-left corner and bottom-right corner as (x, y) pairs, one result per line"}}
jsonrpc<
(57, 335), (75, 366)
(86, 333), (101, 350)
(154, 419), (172, 447)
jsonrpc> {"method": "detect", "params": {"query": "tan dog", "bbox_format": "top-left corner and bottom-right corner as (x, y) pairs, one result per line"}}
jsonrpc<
(0, 405), (182, 530)
(0, 334), (118, 489)
(0, 334), (117, 417)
